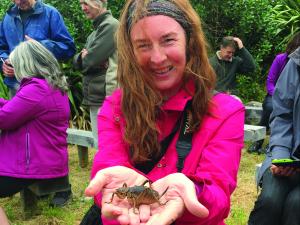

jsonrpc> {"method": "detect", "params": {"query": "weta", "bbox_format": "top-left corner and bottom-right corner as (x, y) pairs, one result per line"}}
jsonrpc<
(106, 180), (168, 213)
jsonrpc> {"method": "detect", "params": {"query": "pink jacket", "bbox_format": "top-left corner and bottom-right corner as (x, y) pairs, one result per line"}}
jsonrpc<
(92, 83), (244, 225)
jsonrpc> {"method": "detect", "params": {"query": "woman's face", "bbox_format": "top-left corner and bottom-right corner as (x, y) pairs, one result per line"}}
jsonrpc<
(79, 0), (101, 20)
(130, 15), (187, 98)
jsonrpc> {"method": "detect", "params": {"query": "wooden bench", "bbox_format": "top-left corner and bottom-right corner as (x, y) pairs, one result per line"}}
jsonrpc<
(67, 128), (95, 168)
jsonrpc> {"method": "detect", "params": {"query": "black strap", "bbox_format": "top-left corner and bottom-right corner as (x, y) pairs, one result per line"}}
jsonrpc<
(133, 115), (182, 174)
(134, 99), (194, 174)
(176, 100), (193, 172)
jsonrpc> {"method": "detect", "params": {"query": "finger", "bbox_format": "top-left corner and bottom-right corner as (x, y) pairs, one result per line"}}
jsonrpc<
(139, 205), (150, 223)
(102, 203), (123, 219)
(178, 183), (209, 218)
(128, 207), (140, 225)
(85, 170), (107, 196)
(146, 206), (177, 225)
(25, 35), (33, 41)
(116, 207), (130, 225)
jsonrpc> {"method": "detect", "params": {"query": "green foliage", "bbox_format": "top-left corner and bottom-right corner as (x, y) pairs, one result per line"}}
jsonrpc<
(270, 0), (300, 45)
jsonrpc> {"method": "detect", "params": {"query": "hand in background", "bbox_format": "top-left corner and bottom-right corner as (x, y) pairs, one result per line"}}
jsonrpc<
(2, 59), (14, 77)
(270, 165), (298, 177)
(233, 37), (243, 49)
(25, 35), (34, 41)
(81, 48), (88, 59)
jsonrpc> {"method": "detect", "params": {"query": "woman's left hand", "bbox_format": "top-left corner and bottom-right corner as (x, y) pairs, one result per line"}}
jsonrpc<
(137, 173), (209, 225)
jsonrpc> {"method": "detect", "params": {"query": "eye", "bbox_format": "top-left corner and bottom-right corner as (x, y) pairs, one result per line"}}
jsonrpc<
(162, 37), (176, 46)
(136, 43), (151, 50)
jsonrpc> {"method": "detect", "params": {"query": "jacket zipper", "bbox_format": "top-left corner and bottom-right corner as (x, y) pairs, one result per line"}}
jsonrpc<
(26, 131), (30, 173)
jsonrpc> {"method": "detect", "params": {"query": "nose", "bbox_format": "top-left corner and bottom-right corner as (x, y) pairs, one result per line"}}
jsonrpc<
(150, 45), (167, 64)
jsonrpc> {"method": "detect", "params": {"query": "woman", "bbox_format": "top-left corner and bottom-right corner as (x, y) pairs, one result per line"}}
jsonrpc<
(73, 0), (119, 150)
(0, 40), (71, 214)
(248, 46), (300, 224)
(84, 0), (244, 224)
(248, 32), (300, 153)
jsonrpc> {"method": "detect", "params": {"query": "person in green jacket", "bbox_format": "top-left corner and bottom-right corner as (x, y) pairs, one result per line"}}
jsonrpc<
(74, 0), (119, 150)
(209, 36), (256, 95)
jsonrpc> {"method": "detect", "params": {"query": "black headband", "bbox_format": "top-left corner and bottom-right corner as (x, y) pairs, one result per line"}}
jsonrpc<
(126, 0), (191, 37)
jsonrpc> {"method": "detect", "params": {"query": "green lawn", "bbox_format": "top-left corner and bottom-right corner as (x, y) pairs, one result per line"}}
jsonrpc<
(0, 145), (265, 225)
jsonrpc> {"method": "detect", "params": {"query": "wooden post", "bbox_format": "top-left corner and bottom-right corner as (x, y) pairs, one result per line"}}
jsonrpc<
(78, 145), (89, 168)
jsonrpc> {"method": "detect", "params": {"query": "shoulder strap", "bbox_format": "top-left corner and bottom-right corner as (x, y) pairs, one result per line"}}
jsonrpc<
(176, 100), (193, 172)
(133, 114), (182, 174)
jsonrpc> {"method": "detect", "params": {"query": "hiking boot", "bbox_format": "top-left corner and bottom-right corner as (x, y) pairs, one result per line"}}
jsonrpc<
(50, 190), (72, 207)
(247, 140), (264, 153)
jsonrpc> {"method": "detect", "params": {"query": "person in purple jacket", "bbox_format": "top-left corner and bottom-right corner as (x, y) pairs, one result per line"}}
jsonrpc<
(0, 40), (71, 221)
(248, 32), (300, 153)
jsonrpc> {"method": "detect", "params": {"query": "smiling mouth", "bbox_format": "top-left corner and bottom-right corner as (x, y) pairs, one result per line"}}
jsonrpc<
(153, 66), (174, 75)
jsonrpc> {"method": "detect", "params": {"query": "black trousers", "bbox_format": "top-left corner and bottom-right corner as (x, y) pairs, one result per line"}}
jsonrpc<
(0, 176), (39, 198)
(0, 175), (71, 198)
(259, 94), (273, 130)
(248, 169), (300, 225)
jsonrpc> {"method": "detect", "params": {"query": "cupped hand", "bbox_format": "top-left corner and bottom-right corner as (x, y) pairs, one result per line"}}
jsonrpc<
(141, 173), (209, 225)
(85, 166), (149, 223)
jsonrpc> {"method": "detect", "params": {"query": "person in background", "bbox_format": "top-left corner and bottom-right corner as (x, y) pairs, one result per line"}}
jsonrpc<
(248, 45), (300, 225)
(0, 0), (76, 98)
(0, 40), (71, 214)
(81, 0), (245, 224)
(209, 36), (256, 95)
(248, 32), (300, 153)
(73, 0), (118, 150)
(0, 0), (75, 205)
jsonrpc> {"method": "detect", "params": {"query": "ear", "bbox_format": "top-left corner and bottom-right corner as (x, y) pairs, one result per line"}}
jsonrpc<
(123, 183), (127, 188)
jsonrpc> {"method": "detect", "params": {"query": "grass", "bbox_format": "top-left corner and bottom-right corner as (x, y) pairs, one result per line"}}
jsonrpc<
(0, 144), (265, 225)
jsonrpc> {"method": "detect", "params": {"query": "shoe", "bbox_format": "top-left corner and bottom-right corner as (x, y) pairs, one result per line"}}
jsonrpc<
(247, 140), (264, 153)
(50, 190), (72, 207)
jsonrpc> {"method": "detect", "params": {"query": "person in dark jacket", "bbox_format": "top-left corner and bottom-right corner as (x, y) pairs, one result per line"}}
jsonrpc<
(248, 47), (300, 225)
(0, 0), (76, 97)
(209, 36), (256, 95)
(0, 40), (71, 221)
(73, 0), (118, 150)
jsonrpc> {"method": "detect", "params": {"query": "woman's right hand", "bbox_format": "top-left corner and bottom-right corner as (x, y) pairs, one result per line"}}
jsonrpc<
(85, 166), (148, 223)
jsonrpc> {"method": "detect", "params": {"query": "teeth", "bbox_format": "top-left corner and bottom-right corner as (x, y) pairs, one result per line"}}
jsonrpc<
(154, 66), (172, 74)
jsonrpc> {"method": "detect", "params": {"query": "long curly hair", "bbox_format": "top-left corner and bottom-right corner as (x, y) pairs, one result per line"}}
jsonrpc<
(116, 0), (216, 164)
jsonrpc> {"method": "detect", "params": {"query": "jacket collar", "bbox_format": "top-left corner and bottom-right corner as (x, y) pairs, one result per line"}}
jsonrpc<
(160, 79), (194, 111)
(8, 0), (44, 17)
(93, 10), (112, 28)
(216, 50), (233, 62)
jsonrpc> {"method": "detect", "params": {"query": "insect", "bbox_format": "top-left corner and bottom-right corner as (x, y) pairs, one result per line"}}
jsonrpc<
(106, 180), (168, 213)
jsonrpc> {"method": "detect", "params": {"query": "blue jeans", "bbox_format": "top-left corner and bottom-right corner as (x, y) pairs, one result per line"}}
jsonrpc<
(248, 169), (300, 225)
